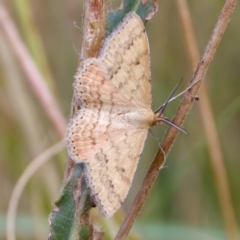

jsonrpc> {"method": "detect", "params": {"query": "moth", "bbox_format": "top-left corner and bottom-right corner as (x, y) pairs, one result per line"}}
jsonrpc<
(66, 12), (173, 217)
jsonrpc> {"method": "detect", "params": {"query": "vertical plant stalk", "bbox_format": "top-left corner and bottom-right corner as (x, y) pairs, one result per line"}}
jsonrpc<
(49, 1), (107, 239)
(0, 3), (66, 138)
(64, 0), (107, 181)
(176, 0), (238, 239)
(14, 0), (55, 90)
(48, 1), (107, 239)
(115, 0), (238, 239)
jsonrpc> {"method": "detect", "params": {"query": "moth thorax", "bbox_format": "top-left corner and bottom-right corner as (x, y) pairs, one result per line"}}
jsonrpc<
(125, 109), (155, 127)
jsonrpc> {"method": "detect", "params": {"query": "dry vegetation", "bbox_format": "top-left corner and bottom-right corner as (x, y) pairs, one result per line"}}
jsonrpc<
(0, 0), (239, 239)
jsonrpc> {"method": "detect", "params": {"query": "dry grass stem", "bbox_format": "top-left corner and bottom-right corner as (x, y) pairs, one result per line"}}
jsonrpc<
(0, 3), (66, 138)
(176, 0), (238, 239)
(6, 140), (65, 240)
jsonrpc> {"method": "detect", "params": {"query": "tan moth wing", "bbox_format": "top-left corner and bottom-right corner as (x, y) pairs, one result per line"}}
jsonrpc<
(100, 12), (152, 108)
(67, 108), (149, 217)
(66, 12), (152, 217)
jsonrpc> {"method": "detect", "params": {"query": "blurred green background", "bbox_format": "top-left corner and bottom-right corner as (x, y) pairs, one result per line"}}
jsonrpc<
(0, 0), (240, 239)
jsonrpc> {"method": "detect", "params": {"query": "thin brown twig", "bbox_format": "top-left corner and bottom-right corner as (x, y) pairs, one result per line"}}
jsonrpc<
(115, 0), (238, 239)
(176, 0), (238, 239)
(0, 3), (66, 138)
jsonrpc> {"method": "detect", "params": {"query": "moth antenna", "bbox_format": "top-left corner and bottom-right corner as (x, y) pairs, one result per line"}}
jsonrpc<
(159, 117), (188, 135)
(154, 78), (183, 115)
(154, 78), (202, 115)
(167, 78), (202, 104)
